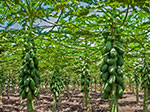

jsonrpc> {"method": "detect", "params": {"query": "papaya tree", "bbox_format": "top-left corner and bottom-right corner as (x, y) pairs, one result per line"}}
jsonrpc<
(80, 58), (90, 110)
(49, 67), (64, 112)
(140, 59), (150, 112)
(100, 11), (125, 111)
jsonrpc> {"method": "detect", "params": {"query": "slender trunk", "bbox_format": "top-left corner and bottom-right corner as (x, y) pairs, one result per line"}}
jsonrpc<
(66, 83), (70, 98)
(100, 84), (103, 94)
(131, 83), (134, 94)
(95, 80), (97, 92)
(52, 96), (56, 112)
(110, 84), (118, 112)
(7, 83), (10, 99)
(136, 84), (139, 103)
(0, 83), (2, 108)
(77, 83), (79, 91)
(84, 91), (88, 107)
(143, 87), (148, 112)
(90, 82), (92, 91)
(27, 94), (34, 112)
(73, 82), (76, 90)
(58, 94), (62, 106)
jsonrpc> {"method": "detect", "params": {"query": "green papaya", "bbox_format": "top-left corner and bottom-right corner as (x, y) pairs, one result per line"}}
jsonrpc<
(108, 75), (116, 85)
(55, 91), (59, 97)
(30, 79), (36, 91)
(118, 36), (124, 43)
(118, 55), (124, 66)
(104, 55), (109, 63)
(117, 66), (123, 75)
(107, 36), (113, 41)
(110, 48), (117, 58)
(29, 60), (34, 68)
(87, 87), (89, 92)
(34, 58), (38, 65)
(25, 87), (30, 93)
(34, 75), (40, 85)
(31, 68), (36, 77)
(23, 65), (28, 73)
(116, 76), (125, 90)
(108, 66), (117, 75)
(22, 90), (26, 99)
(34, 90), (39, 97)
(81, 86), (84, 92)
(24, 78), (30, 86)
(87, 80), (90, 85)
(103, 92), (109, 99)
(25, 53), (30, 61)
(101, 72), (109, 81)
(117, 85), (123, 98)
(106, 41), (112, 52)
(104, 82), (111, 92)
(81, 79), (84, 85)
(107, 57), (117, 65)
(101, 64), (108, 72)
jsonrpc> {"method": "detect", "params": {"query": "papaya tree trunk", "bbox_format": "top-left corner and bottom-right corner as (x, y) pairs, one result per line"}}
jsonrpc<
(66, 83), (70, 98)
(90, 81), (92, 91)
(136, 83), (139, 103)
(58, 94), (62, 106)
(27, 94), (34, 112)
(0, 83), (2, 108)
(7, 83), (10, 99)
(94, 79), (97, 92)
(52, 96), (56, 112)
(110, 84), (118, 112)
(143, 87), (148, 112)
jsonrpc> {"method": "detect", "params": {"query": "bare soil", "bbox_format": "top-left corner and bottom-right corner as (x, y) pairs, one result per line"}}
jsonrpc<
(1, 87), (150, 112)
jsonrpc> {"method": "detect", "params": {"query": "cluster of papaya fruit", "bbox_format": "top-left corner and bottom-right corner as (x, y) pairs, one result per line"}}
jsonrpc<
(100, 31), (125, 99)
(81, 60), (90, 93)
(141, 62), (150, 89)
(49, 71), (64, 97)
(19, 40), (40, 100)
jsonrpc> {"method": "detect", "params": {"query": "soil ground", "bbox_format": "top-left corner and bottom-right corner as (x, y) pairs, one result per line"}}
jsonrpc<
(1, 86), (150, 112)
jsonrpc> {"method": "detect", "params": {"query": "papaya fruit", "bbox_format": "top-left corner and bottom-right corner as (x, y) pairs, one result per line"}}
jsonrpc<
(117, 85), (123, 98)
(118, 55), (124, 66)
(101, 64), (108, 72)
(30, 79), (36, 91)
(108, 75), (116, 85)
(110, 48), (117, 58)
(103, 92), (109, 99)
(104, 55), (109, 63)
(107, 57), (117, 65)
(108, 66), (117, 75)
(22, 90), (26, 99)
(106, 41), (112, 52)
(104, 82), (111, 92)
(118, 36), (124, 43)
(24, 78), (30, 86)
(101, 72), (109, 81)
(117, 66), (123, 75)
(25, 53), (30, 61)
